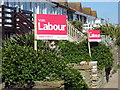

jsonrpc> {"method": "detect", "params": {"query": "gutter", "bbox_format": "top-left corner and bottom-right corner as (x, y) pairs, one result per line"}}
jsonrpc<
(52, 2), (75, 13)
(35, 0), (57, 7)
(44, 0), (57, 7)
(75, 11), (88, 17)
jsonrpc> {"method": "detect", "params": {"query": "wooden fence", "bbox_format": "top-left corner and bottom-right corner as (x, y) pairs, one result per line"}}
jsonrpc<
(67, 21), (85, 42)
(72, 63), (106, 88)
(16, 12), (34, 34)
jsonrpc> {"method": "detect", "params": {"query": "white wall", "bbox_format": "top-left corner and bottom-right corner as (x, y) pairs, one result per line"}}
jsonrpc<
(95, 18), (102, 24)
(86, 16), (96, 24)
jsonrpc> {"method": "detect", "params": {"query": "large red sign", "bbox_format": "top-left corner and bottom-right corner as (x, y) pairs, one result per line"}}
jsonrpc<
(88, 30), (101, 42)
(35, 14), (68, 40)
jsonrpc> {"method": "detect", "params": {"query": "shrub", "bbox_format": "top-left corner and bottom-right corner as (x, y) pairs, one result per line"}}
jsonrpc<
(2, 33), (44, 47)
(59, 40), (114, 70)
(70, 20), (83, 32)
(93, 23), (120, 46)
(2, 34), (88, 89)
(2, 44), (66, 87)
(2, 33), (113, 89)
(64, 67), (88, 89)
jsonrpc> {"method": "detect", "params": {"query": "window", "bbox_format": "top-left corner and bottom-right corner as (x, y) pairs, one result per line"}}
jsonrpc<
(52, 7), (55, 14)
(84, 16), (87, 23)
(57, 8), (60, 15)
(30, 2), (32, 10)
(36, 3), (40, 14)
(40, 3), (44, 14)
(62, 9), (67, 15)
(68, 12), (73, 21)
(57, 8), (62, 15)
(42, 3), (46, 14)
(80, 15), (82, 22)
(31, 2), (35, 14)
(46, 4), (52, 14)
(9, 1), (14, 7)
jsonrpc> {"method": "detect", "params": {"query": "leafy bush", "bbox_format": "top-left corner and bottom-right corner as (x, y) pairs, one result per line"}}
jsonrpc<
(59, 40), (91, 63)
(2, 33), (113, 89)
(59, 40), (114, 70)
(93, 23), (120, 46)
(2, 33), (44, 47)
(2, 34), (88, 89)
(93, 23), (115, 38)
(64, 68), (88, 89)
(2, 44), (65, 87)
(70, 20), (83, 32)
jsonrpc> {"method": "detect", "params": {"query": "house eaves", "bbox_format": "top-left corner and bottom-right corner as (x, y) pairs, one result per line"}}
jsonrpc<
(43, 0), (57, 6)
(34, 0), (57, 7)
(75, 11), (88, 17)
(52, 2), (75, 13)
(76, 11), (98, 20)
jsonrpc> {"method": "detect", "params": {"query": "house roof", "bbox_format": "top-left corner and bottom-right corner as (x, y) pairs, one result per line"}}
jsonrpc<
(91, 11), (97, 17)
(52, 2), (75, 13)
(82, 8), (92, 15)
(68, 3), (82, 13)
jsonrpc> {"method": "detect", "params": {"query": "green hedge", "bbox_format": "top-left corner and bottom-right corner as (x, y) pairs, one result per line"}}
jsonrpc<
(2, 34), (88, 89)
(2, 45), (66, 86)
(3, 33), (113, 89)
(59, 40), (114, 70)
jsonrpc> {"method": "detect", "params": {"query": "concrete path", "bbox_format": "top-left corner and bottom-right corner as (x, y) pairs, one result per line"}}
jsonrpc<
(104, 69), (120, 89)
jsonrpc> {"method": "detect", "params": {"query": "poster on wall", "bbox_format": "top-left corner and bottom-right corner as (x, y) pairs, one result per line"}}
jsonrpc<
(34, 14), (68, 40)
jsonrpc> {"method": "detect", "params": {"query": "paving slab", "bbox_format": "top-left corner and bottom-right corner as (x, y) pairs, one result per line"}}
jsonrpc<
(104, 69), (119, 89)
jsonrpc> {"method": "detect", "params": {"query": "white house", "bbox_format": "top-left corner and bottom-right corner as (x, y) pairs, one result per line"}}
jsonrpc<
(0, 0), (105, 29)
(82, 16), (104, 33)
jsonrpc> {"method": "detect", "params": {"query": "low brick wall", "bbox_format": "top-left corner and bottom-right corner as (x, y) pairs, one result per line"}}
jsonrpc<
(33, 81), (64, 90)
(69, 63), (106, 88)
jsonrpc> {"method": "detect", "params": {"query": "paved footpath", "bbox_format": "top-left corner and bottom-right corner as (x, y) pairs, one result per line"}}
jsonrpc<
(104, 69), (120, 89)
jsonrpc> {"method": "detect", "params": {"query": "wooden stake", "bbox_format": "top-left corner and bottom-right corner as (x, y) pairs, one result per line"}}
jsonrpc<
(34, 14), (37, 51)
(88, 41), (91, 57)
(34, 40), (37, 51)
